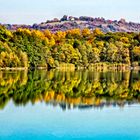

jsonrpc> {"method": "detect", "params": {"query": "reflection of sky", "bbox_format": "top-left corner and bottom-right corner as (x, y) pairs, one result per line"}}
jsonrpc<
(0, 101), (140, 140)
(0, 0), (139, 24)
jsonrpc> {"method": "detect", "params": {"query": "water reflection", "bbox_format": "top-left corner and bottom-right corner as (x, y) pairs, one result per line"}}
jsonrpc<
(0, 70), (140, 110)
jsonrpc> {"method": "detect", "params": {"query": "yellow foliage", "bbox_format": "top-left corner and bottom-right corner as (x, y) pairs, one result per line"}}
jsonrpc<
(132, 81), (140, 91)
(66, 28), (81, 37)
(32, 30), (45, 39)
(6, 30), (13, 38)
(120, 37), (129, 43)
(54, 31), (66, 39)
(93, 28), (103, 36)
(96, 41), (104, 49)
(133, 46), (140, 56)
(17, 28), (31, 35)
(44, 30), (52, 39)
(119, 92), (128, 98)
(82, 28), (91, 37)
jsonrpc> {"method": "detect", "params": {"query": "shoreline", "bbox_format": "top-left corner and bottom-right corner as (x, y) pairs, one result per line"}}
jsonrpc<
(0, 67), (28, 70)
(0, 63), (140, 71)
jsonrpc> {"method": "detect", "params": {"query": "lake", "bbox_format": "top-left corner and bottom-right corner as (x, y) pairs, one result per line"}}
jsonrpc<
(0, 70), (140, 140)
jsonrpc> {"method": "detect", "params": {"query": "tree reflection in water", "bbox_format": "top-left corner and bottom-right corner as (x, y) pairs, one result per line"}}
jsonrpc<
(0, 70), (140, 110)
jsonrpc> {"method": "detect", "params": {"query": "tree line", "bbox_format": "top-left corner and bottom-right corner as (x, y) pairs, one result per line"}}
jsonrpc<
(0, 25), (140, 68)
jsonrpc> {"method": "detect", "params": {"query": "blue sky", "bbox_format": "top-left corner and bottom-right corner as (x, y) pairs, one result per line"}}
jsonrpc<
(0, 0), (139, 24)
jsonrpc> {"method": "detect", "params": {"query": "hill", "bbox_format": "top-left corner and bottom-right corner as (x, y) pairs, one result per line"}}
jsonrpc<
(2, 15), (140, 33)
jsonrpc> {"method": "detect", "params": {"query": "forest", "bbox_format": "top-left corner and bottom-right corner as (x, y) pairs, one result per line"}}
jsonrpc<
(0, 25), (140, 69)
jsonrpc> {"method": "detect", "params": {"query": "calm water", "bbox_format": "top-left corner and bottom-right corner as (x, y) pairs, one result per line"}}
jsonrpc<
(0, 70), (140, 140)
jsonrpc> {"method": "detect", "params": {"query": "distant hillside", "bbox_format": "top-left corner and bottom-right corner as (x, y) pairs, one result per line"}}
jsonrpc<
(2, 15), (140, 32)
